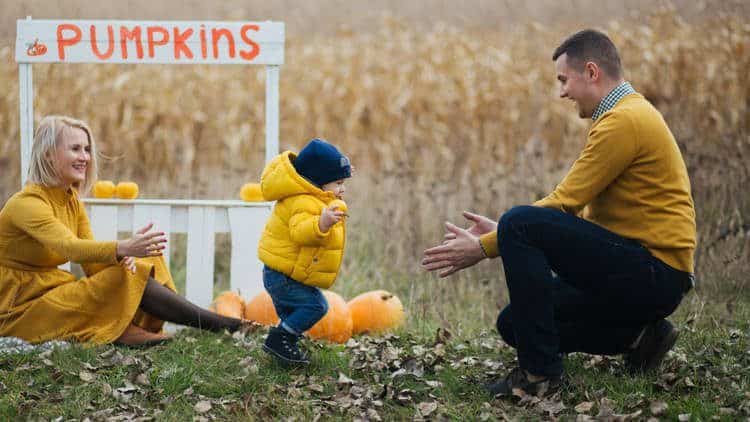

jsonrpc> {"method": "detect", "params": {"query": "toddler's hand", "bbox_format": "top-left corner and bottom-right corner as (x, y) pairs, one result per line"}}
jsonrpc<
(319, 205), (345, 232)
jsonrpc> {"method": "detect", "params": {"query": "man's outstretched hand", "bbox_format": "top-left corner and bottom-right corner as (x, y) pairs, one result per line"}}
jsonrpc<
(442, 211), (498, 242)
(422, 218), (490, 278)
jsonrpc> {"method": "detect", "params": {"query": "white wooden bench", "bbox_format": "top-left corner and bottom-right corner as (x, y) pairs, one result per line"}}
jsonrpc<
(16, 18), (284, 307)
(82, 199), (270, 308)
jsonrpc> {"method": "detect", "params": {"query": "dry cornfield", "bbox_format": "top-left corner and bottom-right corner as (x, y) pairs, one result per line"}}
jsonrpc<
(0, 6), (748, 319)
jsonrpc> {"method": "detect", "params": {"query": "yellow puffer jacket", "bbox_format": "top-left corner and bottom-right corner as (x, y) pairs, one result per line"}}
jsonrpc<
(257, 151), (346, 289)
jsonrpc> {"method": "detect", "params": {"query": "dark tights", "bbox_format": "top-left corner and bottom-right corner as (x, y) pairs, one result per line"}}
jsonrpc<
(139, 277), (243, 332)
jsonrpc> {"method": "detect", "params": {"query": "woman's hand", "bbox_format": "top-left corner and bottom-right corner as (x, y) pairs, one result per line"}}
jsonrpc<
(116, 223), (167, 259)
(119, 256), (136, 274)
(319, 205), (345, 233)
(422, 221), (488, 277)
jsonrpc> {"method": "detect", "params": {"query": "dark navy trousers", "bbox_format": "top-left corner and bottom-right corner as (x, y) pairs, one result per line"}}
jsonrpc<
(494, 206), (692, 376)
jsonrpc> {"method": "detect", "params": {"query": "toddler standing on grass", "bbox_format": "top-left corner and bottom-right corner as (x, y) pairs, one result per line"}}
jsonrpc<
(257, 138), (351, 366)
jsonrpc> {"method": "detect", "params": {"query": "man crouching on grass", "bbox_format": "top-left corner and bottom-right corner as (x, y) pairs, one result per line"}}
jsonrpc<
(421, 29), (696, 397)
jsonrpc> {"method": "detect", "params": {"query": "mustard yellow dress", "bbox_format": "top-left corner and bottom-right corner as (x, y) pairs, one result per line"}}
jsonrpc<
(0, 184), (177, 344)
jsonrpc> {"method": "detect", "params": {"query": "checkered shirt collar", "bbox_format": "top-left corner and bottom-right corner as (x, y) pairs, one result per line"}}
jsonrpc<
(592, 81), (635, 122)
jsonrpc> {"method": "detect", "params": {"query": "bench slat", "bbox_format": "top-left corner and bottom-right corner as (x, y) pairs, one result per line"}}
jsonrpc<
(228, 207), (270, 300)
(133, 205), (172, 267)
(89, 205), (118, 241)
(185, 206), (215, 308)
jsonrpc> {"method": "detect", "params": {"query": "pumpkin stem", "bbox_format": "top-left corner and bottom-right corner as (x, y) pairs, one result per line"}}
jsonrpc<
(381, 293), (393, 300)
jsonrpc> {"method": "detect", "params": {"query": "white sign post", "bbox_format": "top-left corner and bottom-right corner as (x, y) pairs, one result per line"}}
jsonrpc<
(14, 18), (284, 307)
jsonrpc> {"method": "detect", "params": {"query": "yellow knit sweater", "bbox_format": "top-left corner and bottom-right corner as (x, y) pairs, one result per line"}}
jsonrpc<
(0, 184), (176, 344)
(480, 93), (696, 273)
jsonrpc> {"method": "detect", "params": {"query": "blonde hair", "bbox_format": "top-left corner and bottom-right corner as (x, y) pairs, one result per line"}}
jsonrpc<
(27, 115), (98, 194)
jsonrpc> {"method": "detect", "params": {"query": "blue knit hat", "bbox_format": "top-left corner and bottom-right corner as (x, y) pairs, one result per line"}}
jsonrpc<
(293, 138), (351, 187)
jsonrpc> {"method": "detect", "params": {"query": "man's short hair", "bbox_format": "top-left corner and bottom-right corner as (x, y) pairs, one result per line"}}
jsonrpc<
(552, 29), (623, 79)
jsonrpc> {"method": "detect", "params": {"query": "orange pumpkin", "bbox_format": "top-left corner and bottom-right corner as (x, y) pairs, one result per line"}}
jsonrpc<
(92, 180), (116, 198)
(116, 182), (139, 199)
(243, 290), (280, 326)
(210, 291), (245, 319)
(348, 290), (405, 334)
(240, 183), (265, 202)
(306, 291), (353, 344)
(329, 199), (348, 214)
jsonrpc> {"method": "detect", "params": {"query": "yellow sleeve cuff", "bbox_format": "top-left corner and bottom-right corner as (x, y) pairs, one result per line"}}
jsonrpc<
(312, 216), (332, 239)
(479, 231), (499, 258)
(104, 240), (119, 264)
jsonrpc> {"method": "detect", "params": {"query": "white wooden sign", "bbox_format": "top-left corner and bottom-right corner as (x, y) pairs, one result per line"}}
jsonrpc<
(16, 19), (284, 64)
(16, 18), (282, 184)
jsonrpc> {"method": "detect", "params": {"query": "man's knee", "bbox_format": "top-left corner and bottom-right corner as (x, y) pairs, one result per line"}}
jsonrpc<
(497, 205), (538, 252)
(498, 205), (540, 234)
(496, 305), (517, 348)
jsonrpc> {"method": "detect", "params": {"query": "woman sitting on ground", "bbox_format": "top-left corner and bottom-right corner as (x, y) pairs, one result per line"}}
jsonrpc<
(0, 115), (251, 347)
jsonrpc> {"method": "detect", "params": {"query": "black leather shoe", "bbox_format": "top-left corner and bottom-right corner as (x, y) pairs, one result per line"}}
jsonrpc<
(262, 326), (310, 366)
(486, 367), (564, 397)
(625, 319), (679, 373)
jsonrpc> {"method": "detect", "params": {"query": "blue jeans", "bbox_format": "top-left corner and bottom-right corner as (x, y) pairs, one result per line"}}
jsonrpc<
(263, 266), (328, 335)
(494, 206), (693, 377)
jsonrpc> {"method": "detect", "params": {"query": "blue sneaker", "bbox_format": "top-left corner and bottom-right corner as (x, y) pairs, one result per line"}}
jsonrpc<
(262, 326), (309, 366)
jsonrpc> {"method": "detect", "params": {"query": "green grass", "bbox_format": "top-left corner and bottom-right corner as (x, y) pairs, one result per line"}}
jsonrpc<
(1, 298), (748, 420)
(44, 234), (750, 420)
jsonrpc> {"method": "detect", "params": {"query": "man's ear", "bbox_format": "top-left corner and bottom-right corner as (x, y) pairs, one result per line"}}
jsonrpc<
(584, 61), (600, 81)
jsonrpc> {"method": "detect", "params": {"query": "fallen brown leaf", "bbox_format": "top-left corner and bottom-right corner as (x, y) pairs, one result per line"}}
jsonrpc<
(417, 401), (438, 417)
(650, 400), (668, 416)
(79, 370), (95, 382)
(194, 400), (212, 413)
(574, 401), (594, 414)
